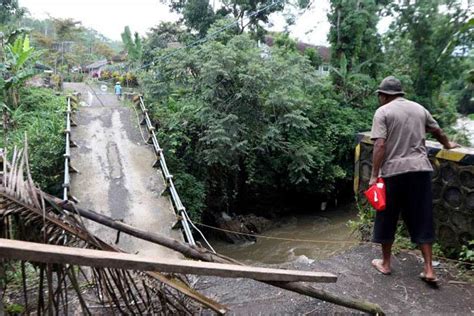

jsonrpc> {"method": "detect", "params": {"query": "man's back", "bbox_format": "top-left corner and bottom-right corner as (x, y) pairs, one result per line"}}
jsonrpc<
(369, 76), (458, 283)
(371, 97), (439, 177)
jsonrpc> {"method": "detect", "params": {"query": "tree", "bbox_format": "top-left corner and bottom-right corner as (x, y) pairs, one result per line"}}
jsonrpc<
(383, 0), (473, 123)
(142, 22), (187, 65)
(3, 34), (39, 108)
(168, 0), (287, 36)
(1, 32), (39, 136)
(141, 34), (369, 218)
(327, 0), (389, 79)
(183, 0), (216, 36)
(52, 18), (82, 41)
(0, 0), (26, 26)
(121, 26), (143, 63)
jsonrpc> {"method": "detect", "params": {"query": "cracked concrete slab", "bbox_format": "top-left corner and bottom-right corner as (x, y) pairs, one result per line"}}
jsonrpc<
(65, 83), (183, 259)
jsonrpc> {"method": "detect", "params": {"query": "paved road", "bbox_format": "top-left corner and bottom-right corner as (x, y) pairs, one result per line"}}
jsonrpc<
(65, 82), (183, 259)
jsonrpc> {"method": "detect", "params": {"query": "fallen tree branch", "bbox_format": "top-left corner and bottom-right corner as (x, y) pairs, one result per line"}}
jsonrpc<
(45, 195), (385, 315)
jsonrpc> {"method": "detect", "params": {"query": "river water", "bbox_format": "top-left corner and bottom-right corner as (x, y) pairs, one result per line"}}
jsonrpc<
(209, 207), (358, 265)
(455, 117), (474, 146)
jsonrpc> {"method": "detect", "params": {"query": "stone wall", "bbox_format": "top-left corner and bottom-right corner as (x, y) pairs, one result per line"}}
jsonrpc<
(354, 132), (474, 251)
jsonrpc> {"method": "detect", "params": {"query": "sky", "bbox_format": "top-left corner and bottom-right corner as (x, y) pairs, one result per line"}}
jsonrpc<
(19, 0), (180, 41)
(18, 0), (391, 46)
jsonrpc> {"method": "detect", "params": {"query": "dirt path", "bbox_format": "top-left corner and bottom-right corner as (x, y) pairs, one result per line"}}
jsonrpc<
(196, 243), (473, 314)
(64, 82), (183, 258)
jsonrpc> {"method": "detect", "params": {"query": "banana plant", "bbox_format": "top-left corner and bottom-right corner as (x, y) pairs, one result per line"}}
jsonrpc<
(3, 34), (40, 108)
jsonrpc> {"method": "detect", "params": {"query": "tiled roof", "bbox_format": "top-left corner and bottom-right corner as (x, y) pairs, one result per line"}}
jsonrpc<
(263, 35), (331, 62)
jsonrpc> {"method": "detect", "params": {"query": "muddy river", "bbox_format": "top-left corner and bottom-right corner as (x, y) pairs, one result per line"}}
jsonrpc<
(209, 208), (358, 265)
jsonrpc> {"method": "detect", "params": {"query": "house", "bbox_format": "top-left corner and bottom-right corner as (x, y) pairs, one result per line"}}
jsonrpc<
(260, 35), (331, 76)
(84, 59), (108, 78)
(111, 51), (127, 63)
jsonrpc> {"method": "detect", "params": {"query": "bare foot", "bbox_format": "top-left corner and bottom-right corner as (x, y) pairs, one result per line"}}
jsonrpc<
(371, 259), (391, 275)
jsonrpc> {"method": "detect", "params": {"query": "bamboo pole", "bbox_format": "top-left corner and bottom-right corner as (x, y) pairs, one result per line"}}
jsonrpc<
(0, 239), (337, 283)
(47, 196), (385, 315)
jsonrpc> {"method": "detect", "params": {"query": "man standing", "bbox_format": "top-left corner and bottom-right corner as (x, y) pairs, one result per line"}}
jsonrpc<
(369, 76), (458, 283)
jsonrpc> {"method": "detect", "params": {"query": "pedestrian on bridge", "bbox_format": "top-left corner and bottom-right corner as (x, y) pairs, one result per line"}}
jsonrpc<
(369, 76), (459, 285)
(115, 82), (122, 100)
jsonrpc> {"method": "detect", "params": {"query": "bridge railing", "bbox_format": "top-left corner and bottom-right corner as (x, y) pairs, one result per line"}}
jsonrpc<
(62, 96), (78, 202)
(135, 96), (196, 246)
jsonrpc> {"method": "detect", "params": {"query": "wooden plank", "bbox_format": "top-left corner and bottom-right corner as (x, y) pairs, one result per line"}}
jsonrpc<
(0, 239), (337, 283)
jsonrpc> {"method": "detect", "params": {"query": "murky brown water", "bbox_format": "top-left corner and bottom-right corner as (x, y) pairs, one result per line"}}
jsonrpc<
(210, 207), (358, 265)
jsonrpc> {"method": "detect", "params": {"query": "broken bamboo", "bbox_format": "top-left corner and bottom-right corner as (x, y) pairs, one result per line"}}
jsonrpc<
(0, 238), (337, 283)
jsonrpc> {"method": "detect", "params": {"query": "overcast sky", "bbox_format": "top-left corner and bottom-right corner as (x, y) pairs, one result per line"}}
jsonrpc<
(19, 0), (392, 45)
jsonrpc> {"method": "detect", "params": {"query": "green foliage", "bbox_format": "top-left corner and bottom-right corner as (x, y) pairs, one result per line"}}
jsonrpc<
(304, 47), (322, 69)
(328, 0), (385, 79)
(448, 58), (474, 115)
(0, 88), (65, 193)
(5, 303), (25, 313)
(274, 32), (297, 51)
(204, 18), (240, 44)
(348, 202), (375, 241)
(183, 0), (216, 36)
(0, 0), (26, 26)
(459, 240), (474, 263)
(2, 34), (40, 108)
(167, 0), (287, 36)
(142, 34), (370, 216)
(142, 22), (188, 65)
(19, 16), (119, 72)
(121, 26), (143, 63)
(383, 0), (473, 123)
(52, 18), (83, 41)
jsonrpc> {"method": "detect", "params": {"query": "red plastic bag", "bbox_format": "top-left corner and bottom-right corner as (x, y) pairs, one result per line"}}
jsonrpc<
(364, 178), (386, 211)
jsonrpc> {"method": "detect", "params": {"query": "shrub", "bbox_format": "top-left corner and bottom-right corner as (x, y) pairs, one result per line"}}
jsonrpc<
(0, 88), (65, 193)
(142, 34), (374, 218)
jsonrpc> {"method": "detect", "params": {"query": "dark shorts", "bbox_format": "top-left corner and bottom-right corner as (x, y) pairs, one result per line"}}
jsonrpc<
(372, 171), (435, 245)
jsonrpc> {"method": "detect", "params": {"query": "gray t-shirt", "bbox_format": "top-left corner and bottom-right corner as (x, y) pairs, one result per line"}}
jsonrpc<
(370, 97), (439, 177)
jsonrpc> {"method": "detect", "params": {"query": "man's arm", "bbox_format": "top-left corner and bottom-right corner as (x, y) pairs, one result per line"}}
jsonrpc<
(369, 138), (385, 186)
(427, 127), (459, 149)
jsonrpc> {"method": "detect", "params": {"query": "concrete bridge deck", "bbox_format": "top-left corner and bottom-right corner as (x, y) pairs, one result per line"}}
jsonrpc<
(64, 82), (183, 258)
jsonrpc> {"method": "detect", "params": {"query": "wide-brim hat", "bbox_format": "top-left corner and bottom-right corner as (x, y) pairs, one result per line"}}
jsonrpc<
(376, 76), (405, 95)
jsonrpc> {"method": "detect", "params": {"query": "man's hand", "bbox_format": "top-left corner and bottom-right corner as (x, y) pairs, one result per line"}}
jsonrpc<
(369, 175), (378, 186)
(429, 127), (461, 150)
(444, 141), (461, 150)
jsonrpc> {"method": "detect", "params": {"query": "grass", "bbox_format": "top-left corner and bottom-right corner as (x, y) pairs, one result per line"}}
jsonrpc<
(468, 113), (474, 120)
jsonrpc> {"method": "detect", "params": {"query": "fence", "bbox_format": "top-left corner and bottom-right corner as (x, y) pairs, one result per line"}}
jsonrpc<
(62, 96), (78, 202)
(133, 96), (196, 246)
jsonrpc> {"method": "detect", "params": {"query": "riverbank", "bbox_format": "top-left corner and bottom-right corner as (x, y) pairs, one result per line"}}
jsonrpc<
(195, 243), (473, 314)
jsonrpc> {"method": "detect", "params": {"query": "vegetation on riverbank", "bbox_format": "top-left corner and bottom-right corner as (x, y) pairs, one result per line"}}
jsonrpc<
(0, 87), (65, 193)
(138, 1), (473, 224)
